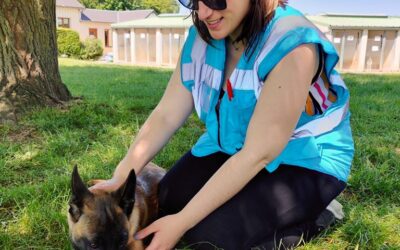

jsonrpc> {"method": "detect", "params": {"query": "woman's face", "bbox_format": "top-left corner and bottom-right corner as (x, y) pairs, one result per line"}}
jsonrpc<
(197, 0), (251, 40)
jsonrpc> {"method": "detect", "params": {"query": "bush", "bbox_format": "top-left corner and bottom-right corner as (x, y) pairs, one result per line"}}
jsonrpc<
(80, 38), (103, 60)
(57, 28), (82, 57)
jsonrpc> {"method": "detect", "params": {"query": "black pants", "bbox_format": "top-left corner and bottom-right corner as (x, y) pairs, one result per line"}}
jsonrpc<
(158, 151), (346, 249)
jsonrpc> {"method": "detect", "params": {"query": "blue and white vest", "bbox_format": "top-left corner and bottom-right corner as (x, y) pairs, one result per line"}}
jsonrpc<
(180, 6), (354, 181)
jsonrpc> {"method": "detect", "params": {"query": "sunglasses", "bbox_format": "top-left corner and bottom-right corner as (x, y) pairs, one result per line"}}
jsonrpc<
(178, 0), (227, 10)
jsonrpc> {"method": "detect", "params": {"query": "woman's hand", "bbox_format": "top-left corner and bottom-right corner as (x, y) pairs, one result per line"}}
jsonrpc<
(135, 214), (189, 250)
(89, 156), (136, 192)
(88, 175), (126, 192)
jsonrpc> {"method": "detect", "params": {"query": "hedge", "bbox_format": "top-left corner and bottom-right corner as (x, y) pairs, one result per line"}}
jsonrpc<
(57, 28), (82, 57)
(80, 38), (104, 60)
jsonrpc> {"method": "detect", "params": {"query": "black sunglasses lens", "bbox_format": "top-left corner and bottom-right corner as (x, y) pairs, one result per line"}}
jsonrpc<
(203, 0), (226, 10)
(178, 0), (195, 9)
(179, 0), (226, 10)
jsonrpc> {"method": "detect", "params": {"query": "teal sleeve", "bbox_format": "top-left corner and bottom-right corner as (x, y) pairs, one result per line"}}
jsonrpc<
(257, 27), (339, 82)
(180, 26), (198, 92)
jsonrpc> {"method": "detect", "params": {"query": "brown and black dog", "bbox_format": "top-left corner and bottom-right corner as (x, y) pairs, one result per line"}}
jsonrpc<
(68, 163), (166, 250)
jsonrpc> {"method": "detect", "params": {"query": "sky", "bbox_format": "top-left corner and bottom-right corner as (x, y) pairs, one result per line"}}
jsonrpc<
(289, 0), (399, 16)
(178, 0), (400, 16)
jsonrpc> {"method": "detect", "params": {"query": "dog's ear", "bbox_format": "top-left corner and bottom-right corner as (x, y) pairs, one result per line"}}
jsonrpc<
(69, 165), (92, 222)
(113, 169), (136, 217)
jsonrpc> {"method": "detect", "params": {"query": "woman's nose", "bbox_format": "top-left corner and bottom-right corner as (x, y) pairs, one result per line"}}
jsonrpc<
(196, 1), (213, 21)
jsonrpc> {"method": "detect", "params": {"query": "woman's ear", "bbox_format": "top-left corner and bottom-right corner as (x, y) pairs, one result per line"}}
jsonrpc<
(265, 0), (280, 15)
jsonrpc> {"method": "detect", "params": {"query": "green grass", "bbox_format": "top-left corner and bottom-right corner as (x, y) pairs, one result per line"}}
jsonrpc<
(1, 58), (399, 249)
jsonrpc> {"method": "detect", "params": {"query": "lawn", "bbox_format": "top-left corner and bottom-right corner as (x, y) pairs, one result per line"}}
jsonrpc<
(0, 58), (399, 249)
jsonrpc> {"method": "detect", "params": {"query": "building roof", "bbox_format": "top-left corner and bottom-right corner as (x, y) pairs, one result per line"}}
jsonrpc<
(307, 14), (400, 29)
(56, 0), (84, 9)
(112, 13), (400, 30)
(111, 14), (193, 29)
(81, 9), (155, 23)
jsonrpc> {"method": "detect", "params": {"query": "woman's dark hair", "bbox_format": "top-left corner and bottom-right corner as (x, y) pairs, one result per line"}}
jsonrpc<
(192, 0), (288, 58)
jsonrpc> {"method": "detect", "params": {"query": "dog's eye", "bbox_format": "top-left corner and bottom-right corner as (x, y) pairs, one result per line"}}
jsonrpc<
(122, 231), (129, 241)
(118, 232), (129, 249)
(88, 242), (99, 249)
(118, 241), (127, 249)
(119, 231), (129, 248)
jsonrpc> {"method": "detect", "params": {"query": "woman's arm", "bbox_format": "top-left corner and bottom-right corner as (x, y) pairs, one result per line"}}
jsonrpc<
(91, 57), (194, 191)
(177, 43), (320, 230)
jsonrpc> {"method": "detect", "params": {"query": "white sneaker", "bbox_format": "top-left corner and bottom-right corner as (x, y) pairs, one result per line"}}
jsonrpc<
(326, 199), (344, 220)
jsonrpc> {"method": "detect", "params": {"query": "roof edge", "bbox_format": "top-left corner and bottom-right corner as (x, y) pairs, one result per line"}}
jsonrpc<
(320, 13), (389, 18)
(56, 4), (85, 9)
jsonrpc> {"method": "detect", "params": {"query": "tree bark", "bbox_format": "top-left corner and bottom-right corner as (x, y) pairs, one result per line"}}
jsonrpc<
(0, 0), (71, 123)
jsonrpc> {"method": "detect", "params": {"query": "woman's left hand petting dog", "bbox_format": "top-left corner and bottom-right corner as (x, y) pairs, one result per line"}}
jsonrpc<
(67, 164), (165, 250)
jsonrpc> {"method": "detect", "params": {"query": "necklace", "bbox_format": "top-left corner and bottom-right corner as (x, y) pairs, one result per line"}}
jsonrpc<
(232, 41), (241, 51)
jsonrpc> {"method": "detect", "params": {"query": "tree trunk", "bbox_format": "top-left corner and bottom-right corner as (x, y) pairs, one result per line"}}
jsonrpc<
(0, 0), (71, 123)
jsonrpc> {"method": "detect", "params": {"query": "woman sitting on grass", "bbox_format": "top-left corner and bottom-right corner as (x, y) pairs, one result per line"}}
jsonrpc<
(91, 0), (354, 248)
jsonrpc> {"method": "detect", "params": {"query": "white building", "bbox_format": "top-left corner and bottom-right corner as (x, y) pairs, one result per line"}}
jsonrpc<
(111, 14), (191, 66)
(112, 13), (400, 72)
(309, 13), (400, 72)
(56, 0), (156, 54)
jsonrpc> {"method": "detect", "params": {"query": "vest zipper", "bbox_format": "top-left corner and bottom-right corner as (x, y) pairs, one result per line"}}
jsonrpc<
(215, 90), (224, 148)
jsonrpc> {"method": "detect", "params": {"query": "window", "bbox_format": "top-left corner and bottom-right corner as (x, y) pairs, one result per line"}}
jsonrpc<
(89, 28), (98, 38)
(57, 17), (70, 28)
(105, 30), (110, 47)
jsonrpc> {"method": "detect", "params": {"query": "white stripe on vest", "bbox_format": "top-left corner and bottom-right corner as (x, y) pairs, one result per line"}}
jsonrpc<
(292, 101), (349, 139)
(255, 15), (328, 71)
